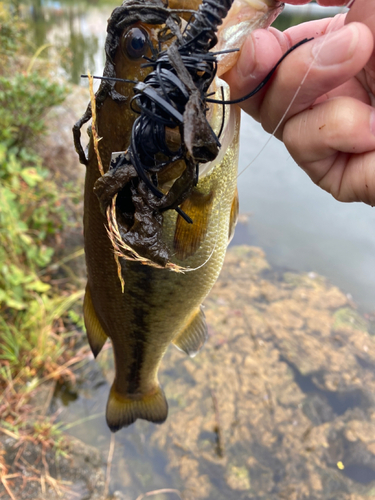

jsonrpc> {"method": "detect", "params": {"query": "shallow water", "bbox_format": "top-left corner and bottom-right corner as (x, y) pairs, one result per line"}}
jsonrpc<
(21, 1), (375, 498)
(235, 113), (375, 313)
(54, 247), (375, 499)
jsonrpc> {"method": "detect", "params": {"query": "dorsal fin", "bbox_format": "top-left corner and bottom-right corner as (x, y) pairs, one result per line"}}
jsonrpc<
(173, 307), (208, 357)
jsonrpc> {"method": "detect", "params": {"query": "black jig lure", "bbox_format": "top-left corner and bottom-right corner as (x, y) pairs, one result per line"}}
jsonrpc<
(74, 0), (311, 266)
(74, 0), (236, 265)
(95, 0), (236, 222)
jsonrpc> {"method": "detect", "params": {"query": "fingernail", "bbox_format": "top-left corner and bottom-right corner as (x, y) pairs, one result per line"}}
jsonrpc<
(238, 32), (256, 79)
(370, 110), (375, 136)
(312, 24), (359, 67)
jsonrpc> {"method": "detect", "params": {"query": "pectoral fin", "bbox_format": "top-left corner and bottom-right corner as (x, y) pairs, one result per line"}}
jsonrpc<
(173, 190), (214, 260)
(173, 307), (208, 357)
(228, 187), (239, 244)
(83, 285), (108, 358)
(106, 384), (168, 432)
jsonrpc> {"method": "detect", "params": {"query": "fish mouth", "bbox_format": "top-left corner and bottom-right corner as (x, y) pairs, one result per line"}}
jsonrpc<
(149, 0), (282, 187)
(215, 0), (283, 76)
(199, 78), (236, 179)
(198, 0), (285, 178)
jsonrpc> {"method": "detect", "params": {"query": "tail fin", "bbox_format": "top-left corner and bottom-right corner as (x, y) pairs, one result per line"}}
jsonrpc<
(106, 384), (168, 432)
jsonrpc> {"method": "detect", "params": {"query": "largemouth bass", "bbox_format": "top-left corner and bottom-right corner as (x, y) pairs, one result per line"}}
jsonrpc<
(73, 0), (282, 432)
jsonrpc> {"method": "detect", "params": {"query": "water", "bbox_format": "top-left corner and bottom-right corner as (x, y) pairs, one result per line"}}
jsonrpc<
(235, 112), (375, 312)
(22, 1), (375, 498)
(20, 0), (113, 84)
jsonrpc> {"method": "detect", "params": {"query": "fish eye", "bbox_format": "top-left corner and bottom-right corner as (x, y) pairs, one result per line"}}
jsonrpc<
(122, 26), (149, 59)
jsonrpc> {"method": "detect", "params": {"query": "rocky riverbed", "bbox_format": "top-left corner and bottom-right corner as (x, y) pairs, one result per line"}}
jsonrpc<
(96, 246), (375, 500)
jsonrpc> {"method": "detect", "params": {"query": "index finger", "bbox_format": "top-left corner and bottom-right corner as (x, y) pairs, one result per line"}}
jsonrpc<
(346, 0), (375, 32)
(346, 0), (375, 80)
(222, 15), (346, 121)
(259, 22), (373, 137)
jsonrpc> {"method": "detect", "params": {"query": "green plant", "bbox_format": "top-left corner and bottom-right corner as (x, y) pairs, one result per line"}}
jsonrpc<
(0, 2), (26, 62)
(0, 142), (86, 380)
(0, 0), (86, 397)
(0, 145), (66, 311)
(0, 0), (85, 392)
(0, 137), (86, 498)
(0, 73), (66, 148)
(0, 4), (87, 498)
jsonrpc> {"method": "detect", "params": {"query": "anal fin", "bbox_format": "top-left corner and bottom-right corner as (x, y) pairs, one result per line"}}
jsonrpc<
(106, 384), (168, 432)
(83, 285), (108, 358)
(173, 306), (208, 357)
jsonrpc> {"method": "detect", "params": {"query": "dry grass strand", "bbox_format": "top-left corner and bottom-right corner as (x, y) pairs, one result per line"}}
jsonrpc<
(135, 488), (183, 500)
(106, 195), (186, 273)
(88, 71), (104, 176)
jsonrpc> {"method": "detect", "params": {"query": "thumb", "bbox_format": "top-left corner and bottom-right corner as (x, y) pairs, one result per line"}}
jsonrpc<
(222, 29), (283, 121)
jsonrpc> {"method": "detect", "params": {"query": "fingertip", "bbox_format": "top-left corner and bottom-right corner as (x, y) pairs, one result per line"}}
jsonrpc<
(247, 29), (284, 78)
(310, 21), (373, 72)
(223, 29), (283, 103)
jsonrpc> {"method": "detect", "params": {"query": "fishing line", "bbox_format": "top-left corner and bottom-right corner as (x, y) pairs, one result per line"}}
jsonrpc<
(206, 38), (312, 106)
(183, 235), (218, 272)
(237, 8), (349, 179)
(195, 11), (348, 270)
(217, 86), (226, 139)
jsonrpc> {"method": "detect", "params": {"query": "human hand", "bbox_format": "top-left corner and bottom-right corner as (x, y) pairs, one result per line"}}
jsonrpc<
(223, 0), (375, 205)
